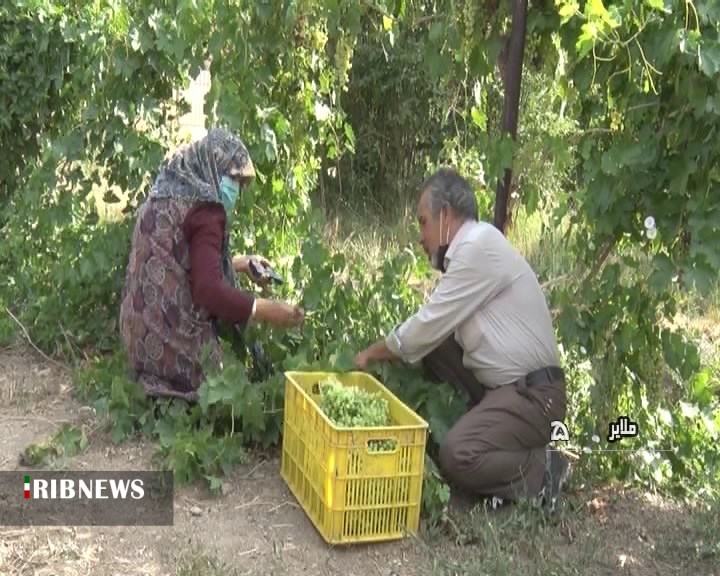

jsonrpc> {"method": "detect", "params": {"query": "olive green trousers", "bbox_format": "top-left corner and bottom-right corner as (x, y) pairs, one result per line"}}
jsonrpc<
(422, 337), (567, 501)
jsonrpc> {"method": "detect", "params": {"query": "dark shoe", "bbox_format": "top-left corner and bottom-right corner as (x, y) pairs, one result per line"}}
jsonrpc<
(540, 448), (570, 512)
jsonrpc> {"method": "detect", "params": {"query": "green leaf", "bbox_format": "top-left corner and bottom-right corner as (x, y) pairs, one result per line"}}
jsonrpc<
(644, 0), (667, 11)
(303, 281), (324, 309)
(685, 264), (715, 296)
(425, 394), (465, 446)
(698, 2), (720, 24)
(330, 347), (355, 372)
(302, 240), (328, 269)
(698, 42), (720, 78)
(471, 106), (486, 130)
(111, 417), (134, 443)
(576, 22), (598, 58)
(57, 425), (87, 456)
(429, 22), (444, 42)
(283, 350), (310, 371)
(206, 475), (223, 493)
(111, 378), (130, 409)
(601, 139), (651, 175)
(155, 417), (177, 448)
(558, 1), (579, 22)
(648, 254), (675, 293)
(343, 122), (355, 152)
(691, 370), (713, 407)
(206, 379), (235, 406)
(587, 0), (608, 19)
(239, 387), (266, 435)
(617, 323), (634, 354)
(80, 258), (93, 279)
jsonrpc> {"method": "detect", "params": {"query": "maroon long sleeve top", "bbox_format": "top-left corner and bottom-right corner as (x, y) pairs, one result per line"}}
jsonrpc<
(182, 203), (255, 324)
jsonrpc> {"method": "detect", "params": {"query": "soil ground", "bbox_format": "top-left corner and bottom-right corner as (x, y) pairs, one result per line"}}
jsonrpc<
(1, 344), (718, 576)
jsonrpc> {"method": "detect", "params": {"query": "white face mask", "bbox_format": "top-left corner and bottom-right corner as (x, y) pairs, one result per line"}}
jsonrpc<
(430, 208), (451, 272)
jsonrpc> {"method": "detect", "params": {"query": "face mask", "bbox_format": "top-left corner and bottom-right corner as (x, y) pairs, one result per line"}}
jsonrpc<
(431, 208), (451, 273)
(219, 176), (240, 217)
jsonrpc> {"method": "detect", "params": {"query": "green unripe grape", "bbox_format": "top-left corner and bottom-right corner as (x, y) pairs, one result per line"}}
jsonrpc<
(317, 376), (397, 452)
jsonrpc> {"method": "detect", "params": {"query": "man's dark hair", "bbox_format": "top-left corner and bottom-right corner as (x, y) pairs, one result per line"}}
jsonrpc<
(421, 167), (478, 221)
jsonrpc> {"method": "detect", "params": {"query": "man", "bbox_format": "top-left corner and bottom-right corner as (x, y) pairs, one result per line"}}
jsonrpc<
(354, 167), (570, 510)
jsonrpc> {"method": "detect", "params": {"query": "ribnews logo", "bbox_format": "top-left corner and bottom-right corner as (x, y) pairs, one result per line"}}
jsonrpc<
(23, 475), (145, 500)
(2, 471), (173, 527)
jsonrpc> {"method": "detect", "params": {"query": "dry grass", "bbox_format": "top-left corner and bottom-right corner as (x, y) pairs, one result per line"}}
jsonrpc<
(3, 491), (716, 576)
(0, 528), (100, 576)
(324, 202), (720, 343)
(0, 527), (173, 576)
(325, 203), (576, 281)
(176, 544), (239, 576)
(422, 487), (720, 576)
(0, 344), (68, 409)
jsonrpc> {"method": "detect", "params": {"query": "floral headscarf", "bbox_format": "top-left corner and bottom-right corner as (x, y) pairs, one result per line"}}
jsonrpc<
(149, 128), (255, 288)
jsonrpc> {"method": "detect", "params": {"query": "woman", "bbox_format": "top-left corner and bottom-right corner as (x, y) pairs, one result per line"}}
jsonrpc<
(119, 128), (304, 402)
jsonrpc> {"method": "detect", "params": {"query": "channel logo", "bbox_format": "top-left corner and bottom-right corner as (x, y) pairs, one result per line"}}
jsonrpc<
(22, 475), (145, 500)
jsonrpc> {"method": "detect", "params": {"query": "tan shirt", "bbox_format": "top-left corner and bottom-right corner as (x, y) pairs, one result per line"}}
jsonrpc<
(385, 219), (559, 387)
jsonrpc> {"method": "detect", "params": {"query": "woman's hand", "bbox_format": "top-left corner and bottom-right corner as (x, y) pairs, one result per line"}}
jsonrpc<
(254, 299), (305, 328)
(233, 255), (273, 287)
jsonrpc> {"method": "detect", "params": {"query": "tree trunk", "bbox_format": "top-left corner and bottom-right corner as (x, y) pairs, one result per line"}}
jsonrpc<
(493, 0), (528, 235)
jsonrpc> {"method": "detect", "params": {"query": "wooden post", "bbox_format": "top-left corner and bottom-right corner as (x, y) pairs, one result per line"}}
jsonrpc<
(493, 0), (529, 235)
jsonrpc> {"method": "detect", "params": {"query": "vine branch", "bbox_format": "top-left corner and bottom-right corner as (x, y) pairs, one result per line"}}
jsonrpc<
(541, 240), (617, 296)
(583, 240), (616, 284)
(4, 307), (70, 372)
(413, 14), (444, 26)
(540, 273), (573, 291)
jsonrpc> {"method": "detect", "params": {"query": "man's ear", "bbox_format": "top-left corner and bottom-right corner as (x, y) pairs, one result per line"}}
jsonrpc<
(442, 203), (450, 220)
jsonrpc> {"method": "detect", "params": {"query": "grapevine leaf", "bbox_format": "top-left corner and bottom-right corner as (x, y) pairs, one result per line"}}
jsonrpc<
(644, 0), (667, 12)
(425, 394), (465, 447)
(330, 348), (356, 372)
(699, 43), (720, 78)
(239, 385), (266, 436)
(471, 106), (486, 130)
(558, 1), (579, 22)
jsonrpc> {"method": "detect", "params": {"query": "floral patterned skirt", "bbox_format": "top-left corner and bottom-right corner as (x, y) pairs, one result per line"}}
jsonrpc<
(119, 198), (221, 402)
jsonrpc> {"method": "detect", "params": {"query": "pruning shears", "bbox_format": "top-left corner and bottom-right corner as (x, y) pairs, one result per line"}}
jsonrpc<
(248, 258), (284, 286)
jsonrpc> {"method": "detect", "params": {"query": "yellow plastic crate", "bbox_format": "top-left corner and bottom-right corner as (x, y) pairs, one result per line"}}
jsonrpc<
(280, 371), (429, 545)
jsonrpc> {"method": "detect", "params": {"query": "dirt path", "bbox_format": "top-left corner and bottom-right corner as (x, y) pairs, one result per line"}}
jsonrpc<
(0, 345), (717, 576)
(0, 346), (433, 576)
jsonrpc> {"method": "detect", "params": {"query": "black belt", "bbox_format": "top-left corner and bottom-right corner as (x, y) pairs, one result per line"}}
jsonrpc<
(514, 365), (565, 397)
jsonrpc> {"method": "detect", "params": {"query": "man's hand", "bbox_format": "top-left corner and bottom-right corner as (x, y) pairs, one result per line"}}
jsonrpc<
(354, 340), (400, 370)
(354, 350), (370, 370)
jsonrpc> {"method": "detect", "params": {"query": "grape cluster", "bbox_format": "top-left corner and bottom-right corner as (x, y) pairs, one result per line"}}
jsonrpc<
(319, 376), (389, 427)
(368, 439), (397, 452)
(334, 33), (353, 88)
(318, 377), (397, 452)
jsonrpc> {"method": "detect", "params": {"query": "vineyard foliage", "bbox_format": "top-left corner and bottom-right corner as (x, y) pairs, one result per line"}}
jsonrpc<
(2, 0), (720, 523)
